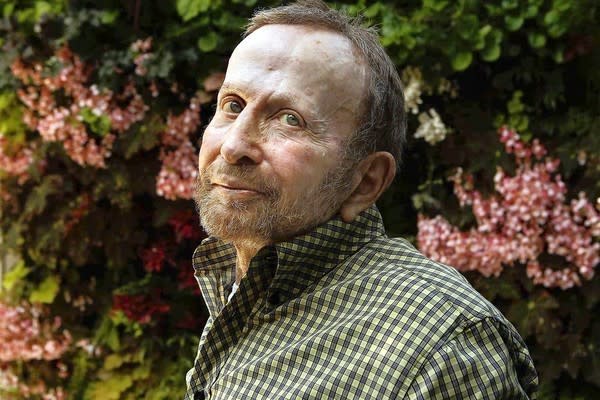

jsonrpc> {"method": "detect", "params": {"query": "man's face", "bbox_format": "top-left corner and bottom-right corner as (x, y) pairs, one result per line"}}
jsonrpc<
(194, 24), (367, 245)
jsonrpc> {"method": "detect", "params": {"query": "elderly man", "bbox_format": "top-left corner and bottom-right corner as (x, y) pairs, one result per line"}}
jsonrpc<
(187, 1), (538, 399)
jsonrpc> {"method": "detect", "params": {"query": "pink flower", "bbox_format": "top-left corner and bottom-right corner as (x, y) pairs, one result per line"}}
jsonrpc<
(0, 301), (72, 362)
(0, 137), (36, 184)
(12, 46), (149, 169)
(418, 127), (600, 289)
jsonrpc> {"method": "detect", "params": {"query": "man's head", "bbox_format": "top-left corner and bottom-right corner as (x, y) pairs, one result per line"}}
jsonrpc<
(194, 0), (405, 247)
(245, 0), (406, 164)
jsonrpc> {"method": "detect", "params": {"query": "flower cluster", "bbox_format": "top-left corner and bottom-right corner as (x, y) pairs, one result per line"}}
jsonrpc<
(401, 66), (424, 115)
(400, 66), (456, 146)
(156, 95), (202, 200)
(141, 242), (168, 273)
(11, 47), (148, 168)
(0, 301), (72, 362)
(0, 366), (67, 400)
(112, 291), (171, 324)
(138, 209), (203, 301)
(418, 127), (600, 289)
(0, 136), (36, 184)
(414, 108), (451, 145)
(131, 37), (153, 77)
(0, 301), (70, 398)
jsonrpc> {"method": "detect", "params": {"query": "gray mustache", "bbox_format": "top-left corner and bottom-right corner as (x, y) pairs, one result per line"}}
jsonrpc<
(202, 163), (280, 197)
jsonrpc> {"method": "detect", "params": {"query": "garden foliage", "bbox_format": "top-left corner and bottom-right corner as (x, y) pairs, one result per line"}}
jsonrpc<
(0, 0), (598, 398)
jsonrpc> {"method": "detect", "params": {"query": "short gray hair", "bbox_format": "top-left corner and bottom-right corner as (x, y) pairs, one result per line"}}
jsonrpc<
(245, 0), (406, 168)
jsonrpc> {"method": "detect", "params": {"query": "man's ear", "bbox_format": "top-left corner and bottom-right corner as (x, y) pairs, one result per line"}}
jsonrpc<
(339, 151), (396, 223)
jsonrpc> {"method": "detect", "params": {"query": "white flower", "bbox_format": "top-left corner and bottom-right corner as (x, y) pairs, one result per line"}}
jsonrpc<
(414, 108), (450, 145)
(401, 66), (424, 114)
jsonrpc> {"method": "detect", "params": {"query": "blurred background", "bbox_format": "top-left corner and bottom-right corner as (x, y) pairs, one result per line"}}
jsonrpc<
(0, 0), (598, 398)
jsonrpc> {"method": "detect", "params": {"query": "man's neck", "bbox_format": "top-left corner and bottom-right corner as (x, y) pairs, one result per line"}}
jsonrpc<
(233, 240), (268, 284)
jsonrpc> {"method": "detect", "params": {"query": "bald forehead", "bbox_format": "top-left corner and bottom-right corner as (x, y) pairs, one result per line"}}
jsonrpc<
(230, 24), (365, 86)
(234, 24), (359, 63)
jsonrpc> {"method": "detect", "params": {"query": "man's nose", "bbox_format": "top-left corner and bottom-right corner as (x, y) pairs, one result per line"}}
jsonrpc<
(220, 111), (264, 165)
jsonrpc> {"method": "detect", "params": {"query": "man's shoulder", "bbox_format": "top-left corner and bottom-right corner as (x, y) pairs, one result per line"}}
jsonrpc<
(326, 235), (504, 325)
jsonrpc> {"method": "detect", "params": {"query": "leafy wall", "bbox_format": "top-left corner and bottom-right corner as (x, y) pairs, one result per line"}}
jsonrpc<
(0, 0), (598, 398)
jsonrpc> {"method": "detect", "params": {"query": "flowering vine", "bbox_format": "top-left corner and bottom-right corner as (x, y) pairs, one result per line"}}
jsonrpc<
(418, 127), (600, 289)
(0, 137), (36, 184)
(0, 301), (71, 399)
(11, 46), (148, 168)
(0, 301), (72, 362)
(155, 95), (202, 200)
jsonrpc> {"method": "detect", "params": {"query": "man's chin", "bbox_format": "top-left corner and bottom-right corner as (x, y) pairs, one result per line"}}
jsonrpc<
(200, 214), (272, 243)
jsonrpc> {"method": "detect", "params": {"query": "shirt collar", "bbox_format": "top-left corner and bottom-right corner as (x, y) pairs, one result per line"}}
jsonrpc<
(192, 205), (386, 318)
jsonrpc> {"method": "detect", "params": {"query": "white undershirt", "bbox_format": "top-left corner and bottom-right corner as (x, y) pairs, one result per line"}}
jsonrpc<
(227, 282), (239, 304)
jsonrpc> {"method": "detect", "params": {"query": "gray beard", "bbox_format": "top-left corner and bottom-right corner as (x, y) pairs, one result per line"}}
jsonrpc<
(193, 159), (355, 244)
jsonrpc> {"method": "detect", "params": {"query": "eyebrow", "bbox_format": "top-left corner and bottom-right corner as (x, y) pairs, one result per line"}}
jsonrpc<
(217, 82), (243, 99)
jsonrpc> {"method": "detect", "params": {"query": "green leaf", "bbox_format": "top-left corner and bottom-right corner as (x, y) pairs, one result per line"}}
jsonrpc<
(0, 92), (15, 110)
(507, 91), (524, 114)
(481, 43), (501, 61)
(457, 14), (479, 40)
(34, 1), (52, 19)
(29, 275), (60, 304)
(554, 0), (571, 12)
(424, 0), (449, 12)
(504, 15), (524, 31)
(451, 51), (472, 71)
(23, 175), (62, 219)
(95, 315), (121, 351)
(524, 3), (540, 18)
(104, 353), (130, 370)
(363, 3), (381, 18)
(501, 0), (518, 10)
(80, 107), (111, 136)
(198, 31), (219, 52)
(528, 32), (546, 49)
(101, 10), (119, 24)
(132, 364), (151, 380)
(122, 122), (160, 159)
(548, 24), (567, 38)
(85, 374), (133, 400)
(544, 10), (559, 25)
(2, 260), (29, 290)
(478, 24), (492, 38)
(176, 0), (210, 22)
(3, 3), (15, 18)
(553, 46), (565, 63)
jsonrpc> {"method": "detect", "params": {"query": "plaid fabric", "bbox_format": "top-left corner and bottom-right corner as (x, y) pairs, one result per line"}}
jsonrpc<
(184, 205), (538, 399)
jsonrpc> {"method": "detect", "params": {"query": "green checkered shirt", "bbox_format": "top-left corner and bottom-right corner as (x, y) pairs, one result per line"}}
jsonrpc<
(185, 206), (538, 399)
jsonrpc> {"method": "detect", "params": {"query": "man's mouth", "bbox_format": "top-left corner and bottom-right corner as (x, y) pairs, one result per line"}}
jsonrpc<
(211, 180), (264, 196)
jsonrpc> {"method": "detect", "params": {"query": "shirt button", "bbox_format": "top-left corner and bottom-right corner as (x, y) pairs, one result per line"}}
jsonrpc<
(194, 391), (205, 400)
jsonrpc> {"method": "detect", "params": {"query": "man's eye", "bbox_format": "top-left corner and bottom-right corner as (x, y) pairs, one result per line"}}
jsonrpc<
(280, 113), (300, 127)
(223, 100), (243, 114)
